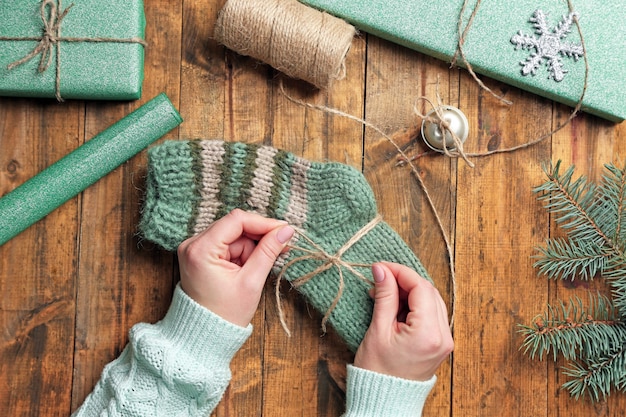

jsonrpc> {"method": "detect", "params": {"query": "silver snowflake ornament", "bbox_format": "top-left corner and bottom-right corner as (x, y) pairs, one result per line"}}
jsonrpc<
(511, 10), (584, 82)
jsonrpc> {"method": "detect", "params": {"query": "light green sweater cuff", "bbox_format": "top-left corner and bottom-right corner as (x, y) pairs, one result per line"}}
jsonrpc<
(156, 283), (253, 368)
(343, 365), (436, 417)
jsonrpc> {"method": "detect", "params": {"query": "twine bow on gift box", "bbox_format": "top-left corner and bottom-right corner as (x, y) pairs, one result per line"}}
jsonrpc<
(0, 0), (146, 101)
(275, 215), (383, 336)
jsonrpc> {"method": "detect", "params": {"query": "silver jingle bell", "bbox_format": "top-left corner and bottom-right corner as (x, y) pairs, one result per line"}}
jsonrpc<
(421, 106), (469, 152)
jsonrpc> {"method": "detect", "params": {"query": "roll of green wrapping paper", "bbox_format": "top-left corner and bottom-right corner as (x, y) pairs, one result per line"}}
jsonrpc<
(0, 93), (182, 246)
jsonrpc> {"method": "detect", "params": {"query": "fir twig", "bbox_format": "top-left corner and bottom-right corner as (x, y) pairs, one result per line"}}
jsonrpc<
(604, 265), (626, 313)
(522, 160), (626, 401)
(534, 161), (620, 254)
(562, 343), (626, 401)
(519, 294), (624, 361)
(598, 162), (626, 247)
(533, 237), (610, 281)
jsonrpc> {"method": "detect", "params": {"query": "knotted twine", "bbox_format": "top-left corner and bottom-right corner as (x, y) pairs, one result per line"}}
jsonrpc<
(0, 0), (147, 101)
(276, 215), (383, 336)
(213, 0), (356, 90)
(414, 94), (475, 168)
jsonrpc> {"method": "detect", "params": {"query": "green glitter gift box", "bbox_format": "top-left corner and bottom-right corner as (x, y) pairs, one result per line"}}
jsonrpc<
(299, 0), (626, 122)
(0, 0), (146, 101)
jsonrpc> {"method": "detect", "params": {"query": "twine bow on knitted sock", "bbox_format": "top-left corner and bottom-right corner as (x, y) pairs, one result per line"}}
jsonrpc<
(140, 139), (432, 351)
(276, 215), (382, 336)
(1, 0), (147, 101)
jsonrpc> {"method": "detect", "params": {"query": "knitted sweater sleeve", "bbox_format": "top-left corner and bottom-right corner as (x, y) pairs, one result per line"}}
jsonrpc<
(342, 365), (436, 417)
(72, 284), (252, 417)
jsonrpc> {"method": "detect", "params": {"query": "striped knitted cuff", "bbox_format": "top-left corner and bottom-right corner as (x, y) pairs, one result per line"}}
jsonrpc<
(140, 140), (380, 250)
(139, 140), (199, 251)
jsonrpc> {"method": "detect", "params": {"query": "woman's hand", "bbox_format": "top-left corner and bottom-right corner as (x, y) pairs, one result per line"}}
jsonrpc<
(177, 209), (294, 327)
(354, 262), (454, 381)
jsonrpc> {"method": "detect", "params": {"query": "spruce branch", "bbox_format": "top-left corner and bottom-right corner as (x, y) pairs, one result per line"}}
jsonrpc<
(562, 343), (626, 401)
(534, 161), (620, 254)
(519, 294), (624, 361)
(533, 237), (610, 281)
(598, 162), (626, 246)
(604, 264), (626, 313)
(522, 160), (626, 401)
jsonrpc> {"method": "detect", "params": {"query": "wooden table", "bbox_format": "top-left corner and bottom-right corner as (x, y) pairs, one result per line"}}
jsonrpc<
(1, 1), (625, 415)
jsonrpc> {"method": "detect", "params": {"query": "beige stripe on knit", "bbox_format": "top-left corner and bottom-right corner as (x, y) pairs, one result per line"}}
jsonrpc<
(283, 157), (310, 228)
(247, 145), (278, 216)
(193, 140), (226, 235)
(275, 157), (311, 270)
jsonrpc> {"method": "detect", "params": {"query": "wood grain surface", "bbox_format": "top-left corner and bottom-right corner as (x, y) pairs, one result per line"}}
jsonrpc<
(1, 1), (625, 416)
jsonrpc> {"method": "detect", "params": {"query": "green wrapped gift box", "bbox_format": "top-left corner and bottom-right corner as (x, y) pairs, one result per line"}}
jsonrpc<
(300, 0), (626, 122)
(0, 0), (146, 101)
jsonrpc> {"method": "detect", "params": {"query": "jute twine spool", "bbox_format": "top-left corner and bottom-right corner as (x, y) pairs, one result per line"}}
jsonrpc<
(214, 0), (356, 89)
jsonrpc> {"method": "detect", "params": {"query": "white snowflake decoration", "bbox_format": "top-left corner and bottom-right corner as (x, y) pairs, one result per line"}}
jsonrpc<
(511, 10), (584, 82)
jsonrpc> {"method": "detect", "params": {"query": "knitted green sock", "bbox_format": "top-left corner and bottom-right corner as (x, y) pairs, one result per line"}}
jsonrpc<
(140, 140), (431, 351)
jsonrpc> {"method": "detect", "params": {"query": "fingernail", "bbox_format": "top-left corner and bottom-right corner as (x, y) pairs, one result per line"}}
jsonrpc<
(277, 226), (295, 244)
(372, 264), (385, 283)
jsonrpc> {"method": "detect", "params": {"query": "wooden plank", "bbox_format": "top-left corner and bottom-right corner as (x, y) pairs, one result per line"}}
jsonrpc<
(307, 33), (366, 417)
(548, 109), (626, 416)
(262, 78), (321, 416)
(180, 0), (226, 141)
(179, 0), (270, 414)
(453, 78), (553, 415)
(362, 36), (455, 416)
(0, 99), (82, 416)
(69, 0), (183, 411)
(264, 32), (366, 417)
(203, 0), (274, 414)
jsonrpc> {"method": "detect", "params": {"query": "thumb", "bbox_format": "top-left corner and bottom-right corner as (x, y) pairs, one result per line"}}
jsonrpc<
(370, 263), (399, 329)
(242, 225), (294, 278)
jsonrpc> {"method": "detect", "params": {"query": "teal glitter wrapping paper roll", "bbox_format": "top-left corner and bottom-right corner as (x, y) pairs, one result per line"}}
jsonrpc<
(0, 0), (146, 100)
(0, 93), (183, 246)
(299, 0), (626, 122)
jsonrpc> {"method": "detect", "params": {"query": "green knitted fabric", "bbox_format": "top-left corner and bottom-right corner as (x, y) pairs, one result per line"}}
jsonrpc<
(140, 140), (431, 351)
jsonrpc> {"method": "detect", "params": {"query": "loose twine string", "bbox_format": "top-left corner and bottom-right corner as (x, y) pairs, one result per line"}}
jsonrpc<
(451, 0), (513, 106)
(278, 0), (587, 330)
(0, 0), (147, 101)
(275, 215), (383, 336)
